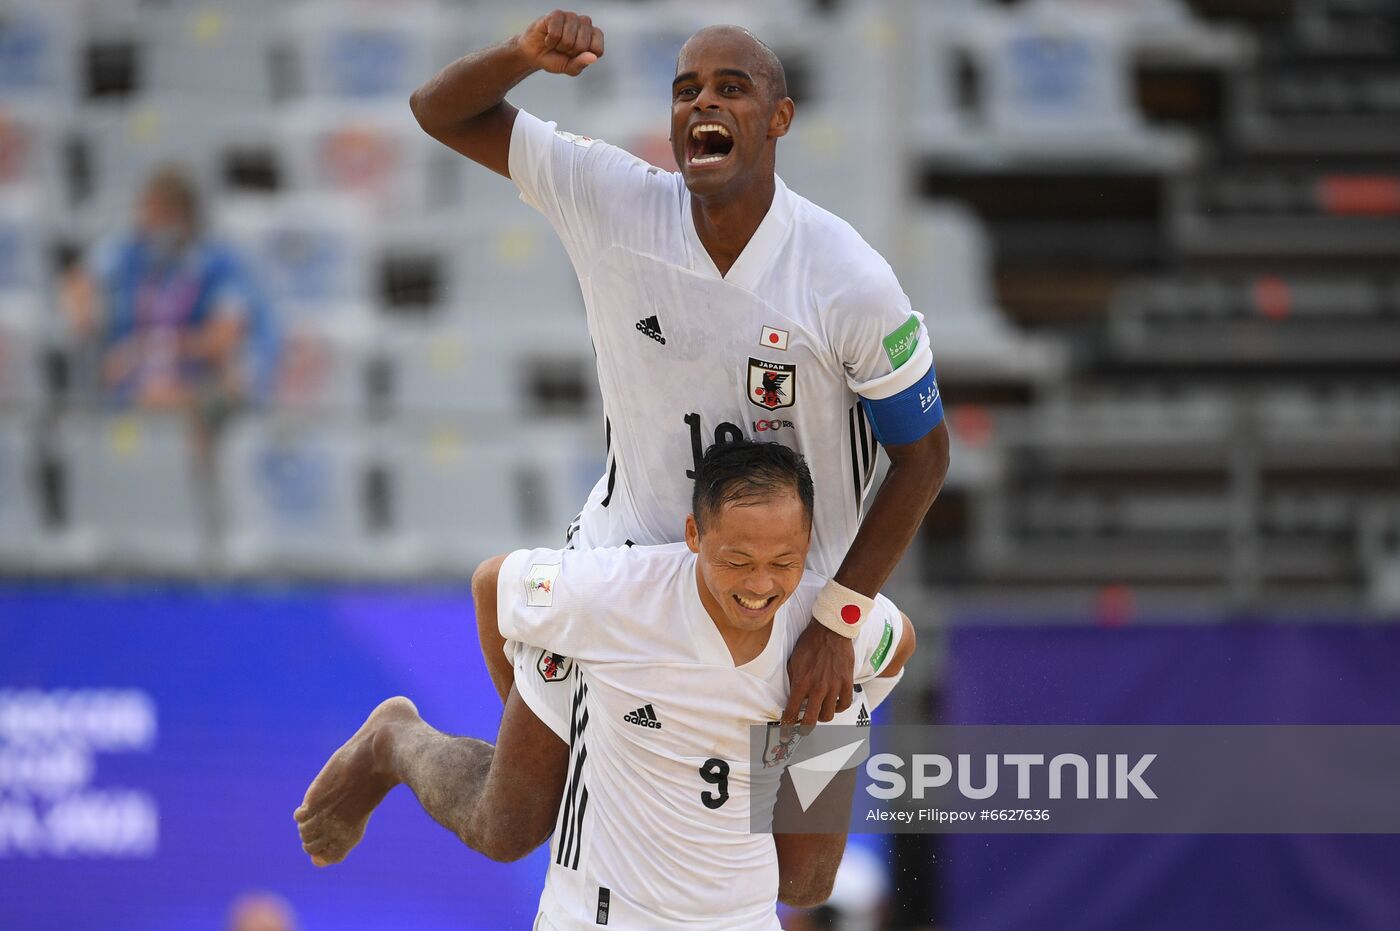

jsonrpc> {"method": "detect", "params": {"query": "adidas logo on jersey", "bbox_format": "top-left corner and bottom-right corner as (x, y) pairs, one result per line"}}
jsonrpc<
(857, 705), (871, 727)
(635, 315), (666, 345)
(623, 704), (662, 728)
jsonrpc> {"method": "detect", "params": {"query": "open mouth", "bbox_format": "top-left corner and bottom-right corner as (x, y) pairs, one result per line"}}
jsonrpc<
(733, 592), (776, 614)
(688, 122), (734, 166)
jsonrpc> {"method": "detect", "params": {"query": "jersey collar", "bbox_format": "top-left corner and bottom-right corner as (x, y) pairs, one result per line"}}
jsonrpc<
(682, 174), (797, 293)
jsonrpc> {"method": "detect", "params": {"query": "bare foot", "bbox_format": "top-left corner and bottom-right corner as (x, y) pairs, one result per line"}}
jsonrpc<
(295, 696), (420, 866)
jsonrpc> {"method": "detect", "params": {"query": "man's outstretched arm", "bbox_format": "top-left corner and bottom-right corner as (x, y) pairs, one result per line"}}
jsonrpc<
(295, 688), (569, 865)
(784, 422), (949, 726)
(409, 10), (604, 177)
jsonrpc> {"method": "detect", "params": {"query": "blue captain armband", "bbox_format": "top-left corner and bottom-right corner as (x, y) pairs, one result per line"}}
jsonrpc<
(860, 361), (944, 446)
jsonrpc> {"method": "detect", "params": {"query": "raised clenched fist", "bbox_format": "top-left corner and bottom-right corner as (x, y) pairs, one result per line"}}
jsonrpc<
(519, 10), (604, 77)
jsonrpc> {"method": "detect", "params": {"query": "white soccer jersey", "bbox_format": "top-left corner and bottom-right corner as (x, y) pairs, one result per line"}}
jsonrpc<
(508, 109), (938, 576)
(498, 543), (903, 931)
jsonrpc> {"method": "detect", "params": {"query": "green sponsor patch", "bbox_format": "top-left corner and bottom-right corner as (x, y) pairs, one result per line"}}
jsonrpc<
(882, 314), (920, 371)
(871, 618), (894, 672)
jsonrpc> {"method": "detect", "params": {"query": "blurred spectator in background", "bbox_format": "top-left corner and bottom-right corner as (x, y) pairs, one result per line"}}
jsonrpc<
(226, 891), (299, 931)
(61, 166), (276, 426)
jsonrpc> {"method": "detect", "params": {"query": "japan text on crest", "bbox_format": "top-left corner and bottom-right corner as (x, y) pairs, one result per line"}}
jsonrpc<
(748, 358), (796, 411)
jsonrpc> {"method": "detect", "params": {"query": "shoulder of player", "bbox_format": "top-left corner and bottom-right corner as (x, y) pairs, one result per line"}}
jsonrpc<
(788, 197), (903, 310)
(571, 131), (679, 198)
(524, 109), (677, 198)
(564, 541), (693, 592)
(555, 543), (698, 655)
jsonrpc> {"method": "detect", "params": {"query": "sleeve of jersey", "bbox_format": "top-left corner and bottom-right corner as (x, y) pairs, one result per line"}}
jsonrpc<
(507, 108), (653, 262)
(853, 594), (904, 683)
(835, 270), (944, 447)
(497, 546), (598, 661)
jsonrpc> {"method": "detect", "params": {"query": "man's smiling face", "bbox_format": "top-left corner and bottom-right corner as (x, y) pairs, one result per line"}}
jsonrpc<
(686, 487), (811, 635)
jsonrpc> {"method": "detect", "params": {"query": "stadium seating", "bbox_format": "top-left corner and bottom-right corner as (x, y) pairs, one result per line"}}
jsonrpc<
(272, 313), (374, 415)
(0, 193), (43, 295)
(963, 4), (1195, 168)
(0, 415), (42, 567)
(0, 0), (1393, 607)
(220, 416), (373, 574)
(284, 1), (445, 105)
(377, 420), (605, 571)
(0, 296), (42, 410)
(0, 2), (75, 106)
(217, 193), (374, 314)
(898, 203), (1067, 387)
(57, 413), (207, 572)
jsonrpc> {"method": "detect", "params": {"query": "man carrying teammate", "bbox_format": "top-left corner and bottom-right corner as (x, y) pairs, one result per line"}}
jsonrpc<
(295, 8), (948, 889)
(412, 9), (946, 719)
(299, 441), (914, 927)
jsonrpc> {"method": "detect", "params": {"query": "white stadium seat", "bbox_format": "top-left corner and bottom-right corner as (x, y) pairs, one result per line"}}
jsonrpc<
(0, 193), (44, 296)
(375, 320), (510, 417)
(446, 216), (585, 315)
(58, 414), (207, 571)
(899, 203), (1068, 385)
(0, 297), (43, 410)
(220, 416), (372, 574)
(0, 416), (42, 565)
(378, 420), (605, 570)
(217, 194), (373, 315)
(142, 4), (286, 106)
(277, 101), (440, 218)
(272, 313), (373, 416)
(0, 105), (64, 211)
(966, 5), (1194, 167)
(0, 3), (76, 106)
(284, 1), (445, 104)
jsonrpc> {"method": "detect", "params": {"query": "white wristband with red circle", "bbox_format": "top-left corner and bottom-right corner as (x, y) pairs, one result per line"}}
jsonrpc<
(813, 580), (875, 639)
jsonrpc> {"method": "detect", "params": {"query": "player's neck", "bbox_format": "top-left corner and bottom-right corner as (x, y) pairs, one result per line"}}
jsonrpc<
(714, 620), (773, 667)
(689, 174), (776, 278)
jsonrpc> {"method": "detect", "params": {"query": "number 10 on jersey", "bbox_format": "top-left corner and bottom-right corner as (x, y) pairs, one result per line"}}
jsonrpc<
(685, 413), (745, 479)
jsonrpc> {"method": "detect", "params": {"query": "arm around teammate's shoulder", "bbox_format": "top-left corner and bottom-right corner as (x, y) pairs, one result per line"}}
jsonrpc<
(409, 11), (604, 177)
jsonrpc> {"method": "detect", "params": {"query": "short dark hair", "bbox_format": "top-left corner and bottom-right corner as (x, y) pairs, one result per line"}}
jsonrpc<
(691, 439), (814, 533)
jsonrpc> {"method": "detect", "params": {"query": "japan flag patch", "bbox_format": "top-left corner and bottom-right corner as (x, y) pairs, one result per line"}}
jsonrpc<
(760, 326), (789, 351)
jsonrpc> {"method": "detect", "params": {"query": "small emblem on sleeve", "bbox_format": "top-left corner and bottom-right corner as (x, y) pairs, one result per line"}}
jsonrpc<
(870, 618), (894, 672)
(760, 326), (789, 350)
(882, 314), (920, 371)
(525, 563), (561, 607)
(748, 358), (796, 411)
(537, 652), (574, 683)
